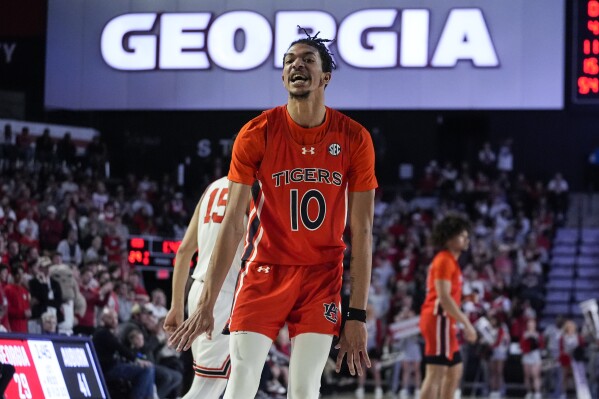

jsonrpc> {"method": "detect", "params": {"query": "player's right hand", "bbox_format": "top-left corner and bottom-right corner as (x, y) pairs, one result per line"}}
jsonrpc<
(167, 303), (215, 352)
(163, 308), (183, 334)
(464, 323), (477, 343)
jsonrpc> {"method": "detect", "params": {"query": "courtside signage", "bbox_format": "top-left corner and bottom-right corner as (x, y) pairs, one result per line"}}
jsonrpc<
(45, 0), (564, 110)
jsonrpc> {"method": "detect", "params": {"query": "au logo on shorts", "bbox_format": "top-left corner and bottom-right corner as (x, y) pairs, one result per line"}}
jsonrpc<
(323, 302), (338, 324)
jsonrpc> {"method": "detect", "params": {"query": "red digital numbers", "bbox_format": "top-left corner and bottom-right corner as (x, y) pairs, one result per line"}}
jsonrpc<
(162, 240), (181, 254)
(128, 250), (150, 265)
(578, 76), (599, 94)
(583, 39), (599, 54)
(576, 1), (599, 101)
(584, 57), (599, 74)
(589, 20), (599, 35)
(128, 237), (192, 268)
(130, 237), (146, 249)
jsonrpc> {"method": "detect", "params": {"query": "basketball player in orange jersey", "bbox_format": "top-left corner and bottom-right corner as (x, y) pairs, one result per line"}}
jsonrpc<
(419, 215), (477, 399)
(168, 29), (377, 399)
(164, 177), (248, 398)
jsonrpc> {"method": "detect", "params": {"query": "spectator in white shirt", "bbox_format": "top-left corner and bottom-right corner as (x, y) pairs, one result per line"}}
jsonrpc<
(92, 181), (109, 211)
(18, 209), (39, 240)
(547, 172), (569, 217)
(56, 229), (83, 266)
(131, 191), (154, 218)
(146, 288), (168, 320)
(497, 139), (514, 174)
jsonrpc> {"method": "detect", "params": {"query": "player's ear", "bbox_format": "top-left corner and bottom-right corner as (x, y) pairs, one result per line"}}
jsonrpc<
(321, 72), (331, 86)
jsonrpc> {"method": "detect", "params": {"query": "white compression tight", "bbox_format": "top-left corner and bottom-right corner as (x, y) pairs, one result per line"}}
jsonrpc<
(223, 332), (272, 399)
(182, 376), (227, 399)
(287, 333), (334, 399)
(223, 331), (333, 399)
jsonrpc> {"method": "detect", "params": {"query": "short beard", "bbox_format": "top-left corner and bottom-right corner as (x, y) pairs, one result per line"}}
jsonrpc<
(289, 91), (310, 100)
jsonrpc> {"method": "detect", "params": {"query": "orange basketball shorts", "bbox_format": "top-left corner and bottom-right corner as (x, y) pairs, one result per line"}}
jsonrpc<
(228, 261), (342, 341)
(419, 311), (460, 361)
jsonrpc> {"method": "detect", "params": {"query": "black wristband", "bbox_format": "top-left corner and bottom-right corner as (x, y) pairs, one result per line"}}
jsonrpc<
(346, 307), (366, 322)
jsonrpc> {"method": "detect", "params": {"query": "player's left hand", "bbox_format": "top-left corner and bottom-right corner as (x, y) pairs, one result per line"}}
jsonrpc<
(168, 303), (215, 352)
(335, 320), (371, 376)
(163, 308), (183, 334)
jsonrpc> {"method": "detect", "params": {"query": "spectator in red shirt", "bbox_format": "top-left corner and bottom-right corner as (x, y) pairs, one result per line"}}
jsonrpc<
(39, 205), (63, 251)
(103, 225), (122, 264)
(18, 224), (39, 252)
(74, 267), (113, 336)
(5, 266), (31, 333)
(0, 275), (9, 331)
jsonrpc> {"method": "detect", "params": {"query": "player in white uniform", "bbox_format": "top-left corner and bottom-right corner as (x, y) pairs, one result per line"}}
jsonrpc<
(164, 177), (246, 399)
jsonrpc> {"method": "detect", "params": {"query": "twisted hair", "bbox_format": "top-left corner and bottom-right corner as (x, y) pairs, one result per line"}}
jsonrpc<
(431, 214), (471, 249)
(286, 26), (336, 73)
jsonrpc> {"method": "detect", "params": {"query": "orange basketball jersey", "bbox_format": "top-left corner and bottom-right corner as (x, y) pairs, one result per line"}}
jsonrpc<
(420, 250), (463, 316)
(228, 105), (377, 266)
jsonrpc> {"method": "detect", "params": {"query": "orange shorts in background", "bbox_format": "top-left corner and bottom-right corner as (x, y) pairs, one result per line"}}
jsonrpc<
(419, 312), (460, 361)
(228, 261), (342, 341)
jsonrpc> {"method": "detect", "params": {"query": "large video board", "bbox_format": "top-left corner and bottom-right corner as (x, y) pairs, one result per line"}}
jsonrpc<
(45, 0), (564, 110)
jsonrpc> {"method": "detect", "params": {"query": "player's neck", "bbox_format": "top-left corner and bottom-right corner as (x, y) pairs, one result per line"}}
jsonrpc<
(286, 98), (326, 128)
(447, 248), (461, 259)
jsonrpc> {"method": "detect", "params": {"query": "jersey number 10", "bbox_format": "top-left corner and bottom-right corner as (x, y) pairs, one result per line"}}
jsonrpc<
(290, 189), (326, 231)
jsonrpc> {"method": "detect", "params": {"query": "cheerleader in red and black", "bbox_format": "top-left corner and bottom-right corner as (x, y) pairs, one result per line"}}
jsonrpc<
(519, 318), (543, 399)
(559, 320), (585, 396)
(489, 314), (510, 398)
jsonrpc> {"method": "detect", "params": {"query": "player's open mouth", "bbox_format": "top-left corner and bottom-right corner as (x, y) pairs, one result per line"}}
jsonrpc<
(290, 74), (308, 83)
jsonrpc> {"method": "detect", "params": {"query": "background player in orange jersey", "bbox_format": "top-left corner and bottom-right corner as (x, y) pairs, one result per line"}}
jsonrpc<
(168, 28), (377, 399)
(164, 177), (247, 398)
(419, 214), (477, 399)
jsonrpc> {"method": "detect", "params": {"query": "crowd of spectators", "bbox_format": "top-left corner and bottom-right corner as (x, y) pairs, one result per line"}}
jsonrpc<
(324, 139), (587, 399)
(0, 124), (194, 398)
(0, 125), (590, 399)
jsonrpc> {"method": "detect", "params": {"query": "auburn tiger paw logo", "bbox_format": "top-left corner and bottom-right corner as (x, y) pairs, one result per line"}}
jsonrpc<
(323, 302), (338, 323)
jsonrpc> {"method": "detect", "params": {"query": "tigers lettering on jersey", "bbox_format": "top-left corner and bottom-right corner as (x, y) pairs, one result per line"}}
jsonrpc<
(233, 105), (377, 266)
(271, 168), (342, 187)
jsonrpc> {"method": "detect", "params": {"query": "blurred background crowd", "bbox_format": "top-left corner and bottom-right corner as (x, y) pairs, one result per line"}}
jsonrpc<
(0, 124), (596, 399)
